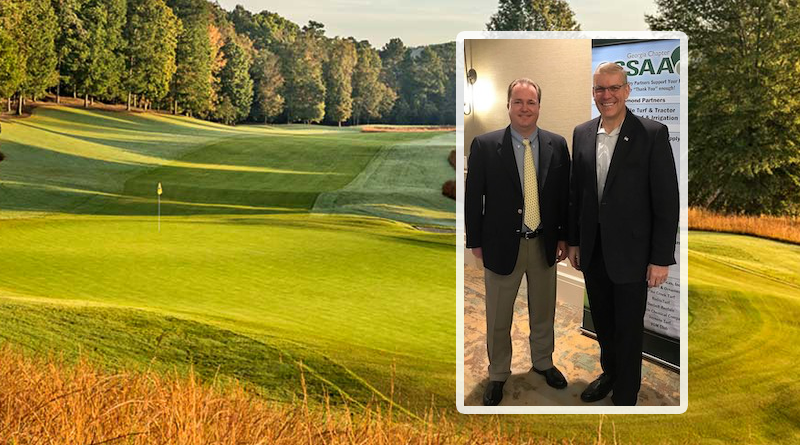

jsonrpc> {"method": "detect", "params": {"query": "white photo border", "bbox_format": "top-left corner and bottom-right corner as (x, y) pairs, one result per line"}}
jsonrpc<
(455, 31), (689, 415)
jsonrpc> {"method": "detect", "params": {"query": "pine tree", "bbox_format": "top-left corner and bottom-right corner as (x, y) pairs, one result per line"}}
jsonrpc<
(249, 48), (284, 123)
(282, 25), (325, 123)
(15, 0), (59, 113)
(219, 38), (253, 123)
(351, 41), (385, 125)
(167, 0), (213, 116)
(51, 0), (84, 103)
(378, 38), (406, 122)
(72, 0), (126, 107)
(431, 42), (456, 125)
(0, 2), (23, 112)
(124, 0), (180, 110)
(324, 38), (356, 126)
(487, 0), (581, 31)
(379, 38), (407, 93)
(229, 6), (298, 51)
(402, 47), (445, 124)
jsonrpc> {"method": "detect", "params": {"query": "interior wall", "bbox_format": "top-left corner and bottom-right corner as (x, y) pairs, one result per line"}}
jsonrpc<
(463, 39), (592, 157)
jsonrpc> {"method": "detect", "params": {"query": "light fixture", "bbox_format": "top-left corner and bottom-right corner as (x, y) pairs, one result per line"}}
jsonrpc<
(464, 41), (476, 115)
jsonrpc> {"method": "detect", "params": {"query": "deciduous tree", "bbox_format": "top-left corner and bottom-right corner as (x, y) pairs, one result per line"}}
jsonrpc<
(648, 0), (800, 215)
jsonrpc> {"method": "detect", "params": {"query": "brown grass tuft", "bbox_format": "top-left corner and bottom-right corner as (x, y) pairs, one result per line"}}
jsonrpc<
(689, 207), (800, 244)
(360, 125), (455, 133)
(0, 345), (598, 444)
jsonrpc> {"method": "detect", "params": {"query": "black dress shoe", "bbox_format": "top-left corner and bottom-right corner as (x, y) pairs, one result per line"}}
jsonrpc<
(532, 366), (568, 389)
(483, 380), (505, 406)
(581, 374), (614, 402)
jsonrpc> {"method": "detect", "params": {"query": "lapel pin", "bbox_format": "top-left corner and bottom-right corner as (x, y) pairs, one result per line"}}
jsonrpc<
(624, 136), (629, 142)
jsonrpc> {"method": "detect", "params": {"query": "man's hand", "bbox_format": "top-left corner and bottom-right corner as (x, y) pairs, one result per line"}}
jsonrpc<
(567, 245), (580, 271)
(556, 240), (568, 262)
(646, 264), (669, 288)
(472, 247), (483, 260)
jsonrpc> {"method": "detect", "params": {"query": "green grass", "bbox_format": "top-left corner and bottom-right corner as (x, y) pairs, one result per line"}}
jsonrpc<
(2, 106), (799, 443)
(0, 106), (455, 414)
(678, 232), (800, 443)
(314, 132), (456, 227)
(0, 106), (441, 216)
(460, 231), (799, 444)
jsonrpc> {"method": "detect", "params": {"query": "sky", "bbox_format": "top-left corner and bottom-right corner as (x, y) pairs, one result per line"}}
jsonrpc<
(216, 0), (659, 48)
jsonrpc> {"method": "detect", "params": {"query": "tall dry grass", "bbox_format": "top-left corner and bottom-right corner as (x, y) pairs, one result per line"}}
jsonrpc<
(0, 345), (617, 445)
(688, 207), (800, 244)
(360, 126), (456, 133)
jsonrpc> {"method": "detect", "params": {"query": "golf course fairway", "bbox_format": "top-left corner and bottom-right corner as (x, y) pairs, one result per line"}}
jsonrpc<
(2, 106), (799, 443)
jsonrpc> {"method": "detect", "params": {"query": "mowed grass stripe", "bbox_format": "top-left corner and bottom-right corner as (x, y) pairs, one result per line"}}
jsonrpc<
(483, 232), (799, 443)
(672, 232), (799, 443)
(0, 214), (453, 357)
(0, 213), (455, 410)
(1, 106), (457, 412)
(4, 106), (800, 442)
(314, 132), (455, 227)
(1, 106), (439, 216)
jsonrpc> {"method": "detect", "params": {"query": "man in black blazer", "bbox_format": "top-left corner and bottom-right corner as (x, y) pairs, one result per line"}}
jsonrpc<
(465, 78), (571, 406)
(568, 62), (679, 406)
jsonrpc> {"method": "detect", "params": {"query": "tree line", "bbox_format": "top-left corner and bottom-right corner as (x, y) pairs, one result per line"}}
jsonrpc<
(647, 0), (800, 216)
(0, 0), (455, 126)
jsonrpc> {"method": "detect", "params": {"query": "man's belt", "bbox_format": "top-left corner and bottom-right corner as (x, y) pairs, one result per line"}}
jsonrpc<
(520, 228), (543, 239)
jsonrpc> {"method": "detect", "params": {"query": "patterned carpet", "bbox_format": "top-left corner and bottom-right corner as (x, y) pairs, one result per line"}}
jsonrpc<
(463, 264), (680, 406)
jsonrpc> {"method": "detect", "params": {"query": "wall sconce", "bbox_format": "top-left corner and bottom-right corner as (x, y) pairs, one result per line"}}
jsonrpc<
(464, 41), (476, 115)
(464, 69), (477, 115)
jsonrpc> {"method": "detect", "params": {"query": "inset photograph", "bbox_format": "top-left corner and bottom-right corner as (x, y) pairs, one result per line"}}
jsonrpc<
(456, 33), (687, 414)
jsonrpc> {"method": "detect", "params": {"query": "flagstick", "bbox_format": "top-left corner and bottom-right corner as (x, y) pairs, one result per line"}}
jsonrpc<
(157, 182), (163, 232)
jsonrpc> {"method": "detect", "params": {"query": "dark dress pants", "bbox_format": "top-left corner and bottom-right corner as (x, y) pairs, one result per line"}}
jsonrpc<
(583, 230), (648, 406)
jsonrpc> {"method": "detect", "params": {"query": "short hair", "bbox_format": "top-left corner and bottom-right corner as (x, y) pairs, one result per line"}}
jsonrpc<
(507, 78), (542, 104)
(594, 62), (628, 84)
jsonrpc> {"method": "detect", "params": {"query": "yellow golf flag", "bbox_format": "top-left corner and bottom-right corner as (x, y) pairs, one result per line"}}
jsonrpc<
(157, 182), (163, 196)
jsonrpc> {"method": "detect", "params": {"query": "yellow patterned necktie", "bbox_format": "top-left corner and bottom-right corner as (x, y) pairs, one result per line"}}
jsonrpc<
(523, 138), (541, 229)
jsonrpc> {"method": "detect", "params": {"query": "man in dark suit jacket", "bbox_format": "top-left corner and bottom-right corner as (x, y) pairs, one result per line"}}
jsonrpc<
(568, 62), (679, 406)
(465, 78), (571, 406)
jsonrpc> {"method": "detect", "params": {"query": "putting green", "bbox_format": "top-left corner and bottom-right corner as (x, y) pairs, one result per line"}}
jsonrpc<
(0, 106), (456, 412)
(3, 107), (798, 443)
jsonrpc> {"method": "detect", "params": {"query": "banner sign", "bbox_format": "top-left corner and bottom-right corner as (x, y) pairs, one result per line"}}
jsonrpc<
(588, 39), (681, 358)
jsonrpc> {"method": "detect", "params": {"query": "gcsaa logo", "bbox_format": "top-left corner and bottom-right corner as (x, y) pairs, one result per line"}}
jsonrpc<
(619, 46), (680, 76)
(671, 47), (680, 74)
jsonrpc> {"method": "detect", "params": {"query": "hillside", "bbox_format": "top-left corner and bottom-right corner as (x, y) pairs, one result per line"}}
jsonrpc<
(0, 106), (455, 414)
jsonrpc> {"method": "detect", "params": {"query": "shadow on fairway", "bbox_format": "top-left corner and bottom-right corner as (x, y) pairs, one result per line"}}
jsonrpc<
(0, 300), (377, 409)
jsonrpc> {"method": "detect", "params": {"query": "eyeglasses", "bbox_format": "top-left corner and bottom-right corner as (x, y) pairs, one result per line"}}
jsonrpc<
(509, 99), (539, 108)
(593, 83), (627, 94)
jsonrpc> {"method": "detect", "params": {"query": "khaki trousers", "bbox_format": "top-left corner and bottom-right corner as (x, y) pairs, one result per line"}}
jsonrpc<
(484, 237), (556, 381)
